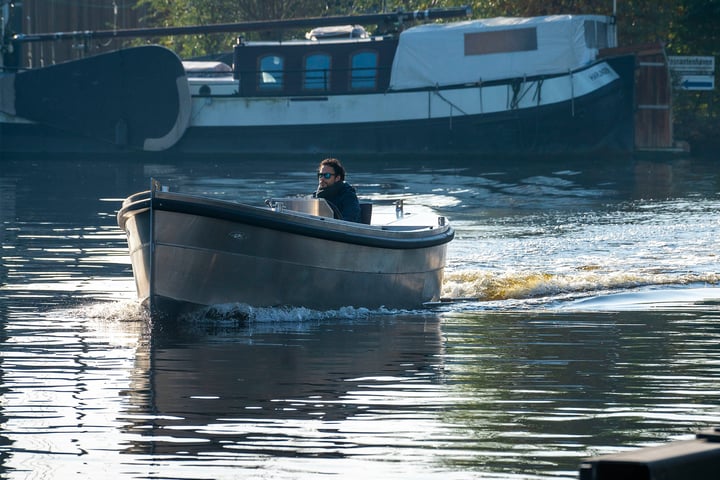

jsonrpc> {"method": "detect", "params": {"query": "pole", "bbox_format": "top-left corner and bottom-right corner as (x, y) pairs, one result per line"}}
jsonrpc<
(12, 6), (471, 44)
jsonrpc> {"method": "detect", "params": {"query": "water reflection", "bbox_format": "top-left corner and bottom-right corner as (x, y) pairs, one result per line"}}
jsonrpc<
(123, 315), (444, 452)
(0, 306), (146, 479)
(439, 310), (720, 477)
(1, 177), (16, 475)
(1, 160), (138, 306)
(5, 307), (709, 479)
(2, 153), (720, 479)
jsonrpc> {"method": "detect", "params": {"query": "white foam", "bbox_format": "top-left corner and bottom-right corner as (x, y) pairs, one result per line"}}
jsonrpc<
(185, 302), (401, 324)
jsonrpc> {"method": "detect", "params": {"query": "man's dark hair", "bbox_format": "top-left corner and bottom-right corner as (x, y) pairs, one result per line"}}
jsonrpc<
(319, 158), (346, 181)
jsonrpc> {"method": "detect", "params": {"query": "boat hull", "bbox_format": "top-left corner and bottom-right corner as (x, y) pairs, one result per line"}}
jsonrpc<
(1, 57), (635, 156)
(0, 88), (631, 156)
(179, 76), (633, 155)
(118, 191), (453, 315)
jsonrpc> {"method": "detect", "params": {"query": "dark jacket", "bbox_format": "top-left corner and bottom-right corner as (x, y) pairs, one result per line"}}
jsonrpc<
(313, 181), (361, 222)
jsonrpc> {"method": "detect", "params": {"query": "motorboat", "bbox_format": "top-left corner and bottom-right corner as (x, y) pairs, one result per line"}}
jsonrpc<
(1, 7), (674, 156)
(117, 181), (454, 317)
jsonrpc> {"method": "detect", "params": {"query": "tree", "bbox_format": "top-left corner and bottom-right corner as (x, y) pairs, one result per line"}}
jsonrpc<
(135, 0), (237, 56)
(136, 0), (328, 55)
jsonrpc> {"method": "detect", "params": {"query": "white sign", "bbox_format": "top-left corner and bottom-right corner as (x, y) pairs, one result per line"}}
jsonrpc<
(668, 56), (715, 74)
(668, 56), (715, 90)
(677, 74), (715, 91)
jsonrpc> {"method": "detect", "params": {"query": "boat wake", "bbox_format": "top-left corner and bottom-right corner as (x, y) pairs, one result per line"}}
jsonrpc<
(70, 299), (404, 326)
(442, 269), (720, 304)
(559, 286), (720, 311)
(183, 302), (391, 323)
(73, 300), (150, 322)
(64, 267), (720, 325)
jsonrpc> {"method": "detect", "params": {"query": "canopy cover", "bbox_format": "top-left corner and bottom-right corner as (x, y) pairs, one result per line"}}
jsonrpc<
(389, 15), (615, 90)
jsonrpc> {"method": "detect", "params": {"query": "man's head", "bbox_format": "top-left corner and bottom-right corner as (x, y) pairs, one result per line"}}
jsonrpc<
(318, 157), (346, 188)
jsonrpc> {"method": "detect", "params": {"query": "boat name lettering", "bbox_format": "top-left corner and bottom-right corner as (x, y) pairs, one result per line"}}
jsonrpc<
(587, 66), (611, 81)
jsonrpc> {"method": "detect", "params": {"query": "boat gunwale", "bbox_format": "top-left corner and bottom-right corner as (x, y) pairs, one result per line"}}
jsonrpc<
(188, 58), (622, 99)
(117, 190), (454, 250)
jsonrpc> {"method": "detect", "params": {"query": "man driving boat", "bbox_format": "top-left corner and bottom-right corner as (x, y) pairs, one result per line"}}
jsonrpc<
(313, 158), (361, 222)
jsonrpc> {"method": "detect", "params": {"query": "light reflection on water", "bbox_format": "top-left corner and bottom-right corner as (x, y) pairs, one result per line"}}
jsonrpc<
(2, 154), (720, 479)
(4, 307), (720, 479)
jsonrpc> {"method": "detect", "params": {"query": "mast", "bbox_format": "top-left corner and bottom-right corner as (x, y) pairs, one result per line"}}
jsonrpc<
(12, 6), (471, 44)
(610, 0), (618, 48)
(1, 0), (13, 67)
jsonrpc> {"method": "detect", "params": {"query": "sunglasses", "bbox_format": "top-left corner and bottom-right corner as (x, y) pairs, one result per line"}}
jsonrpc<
(317, 172), (336, 179)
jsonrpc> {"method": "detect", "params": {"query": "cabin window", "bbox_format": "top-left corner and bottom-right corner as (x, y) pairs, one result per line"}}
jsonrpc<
(304, 54), (331, 91)
(258, 55), (284, 90)
(464, 28), (537, 55)
(584, 20), (609, 49)
(350, 52), (378, 90)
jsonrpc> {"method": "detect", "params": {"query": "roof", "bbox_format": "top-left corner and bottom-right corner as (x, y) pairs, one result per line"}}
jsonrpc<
(389, 15), (615, 89)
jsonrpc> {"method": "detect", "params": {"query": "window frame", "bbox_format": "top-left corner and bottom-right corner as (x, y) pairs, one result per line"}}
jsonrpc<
(349, 51), (379, 91)
(257, 54), (285, 91)
(303, 52), (332, 92)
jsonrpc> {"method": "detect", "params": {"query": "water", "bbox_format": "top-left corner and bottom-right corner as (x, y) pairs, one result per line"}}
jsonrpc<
(2, 153), (720, 479)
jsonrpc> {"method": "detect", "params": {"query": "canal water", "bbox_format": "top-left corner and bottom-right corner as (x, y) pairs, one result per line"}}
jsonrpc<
(1, 153), (720, 479)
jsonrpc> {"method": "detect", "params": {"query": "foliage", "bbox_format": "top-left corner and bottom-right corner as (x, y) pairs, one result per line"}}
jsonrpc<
(135, 0), (238, 56)
(136, 0), (327, 55)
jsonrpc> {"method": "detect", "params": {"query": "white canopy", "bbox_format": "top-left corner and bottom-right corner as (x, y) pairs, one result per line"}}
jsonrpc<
(389, 15), (614, 90)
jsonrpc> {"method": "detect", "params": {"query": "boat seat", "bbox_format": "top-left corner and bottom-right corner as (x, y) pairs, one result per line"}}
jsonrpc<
(360, 203), (372, 224)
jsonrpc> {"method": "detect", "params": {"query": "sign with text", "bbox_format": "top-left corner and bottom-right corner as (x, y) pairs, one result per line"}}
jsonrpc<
(668, 56), (715, 90)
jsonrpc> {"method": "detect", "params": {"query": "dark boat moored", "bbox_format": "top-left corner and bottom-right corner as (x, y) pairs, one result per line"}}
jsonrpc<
(117, 182), (454, 317)
(1, 7), (674, 156)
